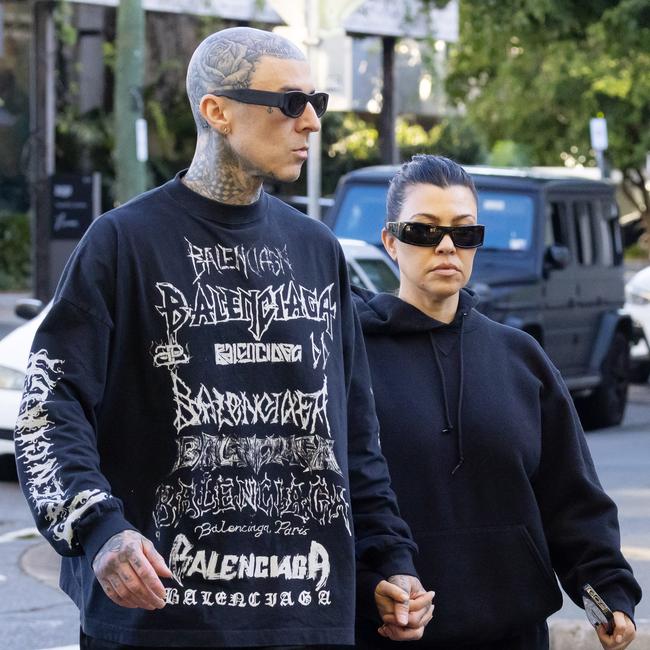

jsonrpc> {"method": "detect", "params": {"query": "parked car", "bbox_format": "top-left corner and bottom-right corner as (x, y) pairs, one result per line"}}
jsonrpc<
(0, 300), (48, 479)
(324, 165), (632, 430)
(0, 239), (398, 480)
(340, 238), (399, 294)
(625, 265), (650, 383)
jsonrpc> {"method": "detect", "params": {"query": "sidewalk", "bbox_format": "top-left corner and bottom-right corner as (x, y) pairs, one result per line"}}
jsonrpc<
(20, 540), (650, 649)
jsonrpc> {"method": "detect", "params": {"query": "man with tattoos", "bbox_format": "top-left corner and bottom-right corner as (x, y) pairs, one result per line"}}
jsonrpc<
(15, 26), (433, 649)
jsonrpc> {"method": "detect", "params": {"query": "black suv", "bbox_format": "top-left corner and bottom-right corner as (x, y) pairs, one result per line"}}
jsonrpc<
(324, 165), (632, 430)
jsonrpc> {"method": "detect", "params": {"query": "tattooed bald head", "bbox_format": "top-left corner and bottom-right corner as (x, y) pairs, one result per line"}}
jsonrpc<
(187, 27), (306, 131)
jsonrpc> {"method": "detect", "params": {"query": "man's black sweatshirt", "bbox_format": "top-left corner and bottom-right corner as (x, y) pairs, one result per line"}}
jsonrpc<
(13, 174), (417, 647)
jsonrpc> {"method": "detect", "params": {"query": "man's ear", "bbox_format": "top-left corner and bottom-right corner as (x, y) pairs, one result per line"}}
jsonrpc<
(382, 228), (398, 263)
(199, 94), (231, 135)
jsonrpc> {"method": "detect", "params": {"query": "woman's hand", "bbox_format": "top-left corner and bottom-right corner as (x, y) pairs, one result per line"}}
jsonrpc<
(596, 611), (635, 649)
(374, 575), (435, 641)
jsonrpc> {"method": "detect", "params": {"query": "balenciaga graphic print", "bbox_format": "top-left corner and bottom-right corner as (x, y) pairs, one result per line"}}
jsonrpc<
(151, 236), (347, 612)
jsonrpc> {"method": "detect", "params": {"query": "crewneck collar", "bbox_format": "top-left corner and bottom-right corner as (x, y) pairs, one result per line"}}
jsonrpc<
(163, 169), (269, 226)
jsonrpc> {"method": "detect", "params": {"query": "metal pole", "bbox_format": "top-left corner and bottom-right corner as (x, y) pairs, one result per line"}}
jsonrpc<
(114, 0), (146, 204)
(595, 150), (610, 179)
(306, 0), (321, 220)
(380, 35), (397, 164)
(29, 0), (56, 300)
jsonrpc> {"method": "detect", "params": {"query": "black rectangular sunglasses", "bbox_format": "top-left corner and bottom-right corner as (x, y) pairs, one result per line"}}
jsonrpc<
(208, 88), (329, 118)
(386, 221), (485, 248)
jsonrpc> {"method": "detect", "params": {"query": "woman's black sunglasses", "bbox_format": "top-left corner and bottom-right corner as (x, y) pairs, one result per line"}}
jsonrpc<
(208, 88), (329, 118)
(386, 221), (485, 248)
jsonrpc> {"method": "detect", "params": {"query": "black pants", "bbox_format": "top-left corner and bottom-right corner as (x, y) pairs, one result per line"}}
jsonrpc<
(80, 630), (316, 650)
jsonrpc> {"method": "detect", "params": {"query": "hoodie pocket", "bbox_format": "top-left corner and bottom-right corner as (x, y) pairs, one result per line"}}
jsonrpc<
(415, 525), (562, 645)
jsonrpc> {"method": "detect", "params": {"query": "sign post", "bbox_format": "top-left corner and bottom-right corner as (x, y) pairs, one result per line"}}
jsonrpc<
(590, 116), (609, 179)
(49, 173), (101, 290)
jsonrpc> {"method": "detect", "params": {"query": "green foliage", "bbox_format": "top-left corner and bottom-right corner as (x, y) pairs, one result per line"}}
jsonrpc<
(624, 242), (649, 261)
(488, 140), (531, 167)
(54, 0), (78, 47)
(318, 112), (486, 195)
(398, 116), (487, 164)
(446, 0), (650, 225)
(0, 212), (31, 290)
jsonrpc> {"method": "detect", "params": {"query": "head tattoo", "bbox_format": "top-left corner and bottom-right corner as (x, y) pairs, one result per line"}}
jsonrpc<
(186, 27), (305, 131)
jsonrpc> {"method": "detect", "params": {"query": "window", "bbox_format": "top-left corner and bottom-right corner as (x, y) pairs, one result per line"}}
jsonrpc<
(572, 201), (598, 265)
(604, 200), (623, 265)
(595, 202), (614, 266)
(356, 258), (399, 294)
(334, 185), (388, 246)
(347, 263), (364, 288)
(546, 201), (570, 248)
(478, 192), (535, 251)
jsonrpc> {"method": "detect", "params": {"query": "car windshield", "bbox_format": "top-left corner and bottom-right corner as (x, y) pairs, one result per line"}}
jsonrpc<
(332, 183), (535, 252)
(357, 258), (399, 293)
(333, 184), (387, 246)
(478, 191), (534, 251)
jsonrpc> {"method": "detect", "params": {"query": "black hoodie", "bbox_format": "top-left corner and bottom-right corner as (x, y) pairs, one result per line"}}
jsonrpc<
(352, 286), (641, 649)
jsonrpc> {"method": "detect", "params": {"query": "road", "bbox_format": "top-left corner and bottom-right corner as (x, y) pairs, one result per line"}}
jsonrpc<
(0, 386), (649, 649)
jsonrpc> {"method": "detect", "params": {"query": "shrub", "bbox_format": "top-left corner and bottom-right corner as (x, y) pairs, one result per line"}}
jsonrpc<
(0, 211), (31, 290)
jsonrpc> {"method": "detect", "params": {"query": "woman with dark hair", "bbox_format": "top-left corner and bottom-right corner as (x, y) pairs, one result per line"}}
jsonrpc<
(352, 154), (641, 649)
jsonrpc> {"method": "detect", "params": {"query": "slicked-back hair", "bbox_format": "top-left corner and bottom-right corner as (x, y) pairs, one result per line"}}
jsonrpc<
(186, 27), (306, 130)
(386, 155), (478, 224)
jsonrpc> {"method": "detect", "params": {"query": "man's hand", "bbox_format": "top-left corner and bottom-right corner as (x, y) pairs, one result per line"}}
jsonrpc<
(596, 611), (635, 650)
(374, 575), (435, 641)
(92, 529), (172, 610)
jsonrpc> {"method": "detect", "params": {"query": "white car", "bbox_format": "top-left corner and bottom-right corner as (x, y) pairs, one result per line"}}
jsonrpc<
(625, 265), (650, 383)
(0, 239), (399, 478)
(339, 238), (399, 294)
(0, 301), (50, 477)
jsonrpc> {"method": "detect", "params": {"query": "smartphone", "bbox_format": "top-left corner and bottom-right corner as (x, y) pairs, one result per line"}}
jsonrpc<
(582, 584), (614, 635)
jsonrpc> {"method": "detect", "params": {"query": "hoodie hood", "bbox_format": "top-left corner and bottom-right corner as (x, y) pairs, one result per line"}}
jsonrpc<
(352, 286), (480, 475)
(352, 285), (479, 334)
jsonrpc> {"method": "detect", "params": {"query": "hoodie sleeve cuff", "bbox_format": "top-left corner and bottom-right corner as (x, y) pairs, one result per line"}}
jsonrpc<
(598, 583), (637, 628)
(372, 545), (418, 580)
(74, 502), (138, 563)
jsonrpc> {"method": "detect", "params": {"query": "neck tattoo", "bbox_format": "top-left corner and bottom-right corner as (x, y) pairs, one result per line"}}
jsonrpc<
(183, 131), (262, 205)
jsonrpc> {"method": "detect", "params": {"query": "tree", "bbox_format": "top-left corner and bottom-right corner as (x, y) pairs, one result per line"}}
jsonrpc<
(446, 0), (650, 251)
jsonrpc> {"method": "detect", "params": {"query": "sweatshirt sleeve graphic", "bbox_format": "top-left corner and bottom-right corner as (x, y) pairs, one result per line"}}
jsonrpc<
(15, 348), (110, 550)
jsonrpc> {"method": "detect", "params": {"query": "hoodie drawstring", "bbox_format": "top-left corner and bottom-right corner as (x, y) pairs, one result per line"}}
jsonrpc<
(429, 311), (467, 475)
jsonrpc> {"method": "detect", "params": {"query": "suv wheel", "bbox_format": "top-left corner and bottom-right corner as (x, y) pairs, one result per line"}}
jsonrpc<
(576, 331), (630, 430)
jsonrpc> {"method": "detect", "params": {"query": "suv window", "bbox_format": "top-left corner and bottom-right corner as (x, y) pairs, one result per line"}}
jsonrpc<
(546, 201), (571, 251)
(332, 184), (537, 252)
(572, 201), (598, 266)
(604, 199), (623, 266)
(335, 185), (387, 245)
(479, 191), (534, 251)
(595, 201), (614, 266)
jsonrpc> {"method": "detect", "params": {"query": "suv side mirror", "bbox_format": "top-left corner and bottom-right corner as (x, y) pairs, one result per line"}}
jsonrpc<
(544, 244), (571, 272)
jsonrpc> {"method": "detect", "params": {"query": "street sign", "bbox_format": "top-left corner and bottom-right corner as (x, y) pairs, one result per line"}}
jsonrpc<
(50, 173), (100, 240)
(590, 117), (608, 151)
